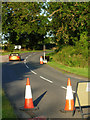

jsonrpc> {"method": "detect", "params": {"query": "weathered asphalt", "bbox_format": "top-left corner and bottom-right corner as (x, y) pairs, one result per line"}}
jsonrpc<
(2, 52), (89, 119)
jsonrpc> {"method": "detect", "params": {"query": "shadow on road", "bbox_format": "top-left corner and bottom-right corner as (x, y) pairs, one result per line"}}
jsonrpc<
(2, 53), (44, 84)
(33, 91), (47, 107)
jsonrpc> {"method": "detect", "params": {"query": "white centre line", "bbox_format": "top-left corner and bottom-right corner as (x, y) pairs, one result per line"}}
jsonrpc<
(26, 56), (28, 59)
(31, 70), (37, 75)
(24, 54), (76, 93)
(24, 55), (38, 75)
(25, 64), (29, 69)
(40, 76), (53, 83)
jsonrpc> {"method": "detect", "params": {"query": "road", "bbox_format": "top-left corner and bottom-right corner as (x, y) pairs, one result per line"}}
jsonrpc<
(2, 52), (89, 119)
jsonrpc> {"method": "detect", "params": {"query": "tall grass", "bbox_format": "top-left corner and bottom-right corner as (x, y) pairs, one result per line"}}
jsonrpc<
(47, 46), (88, 77)
(52, 46), (88, 68)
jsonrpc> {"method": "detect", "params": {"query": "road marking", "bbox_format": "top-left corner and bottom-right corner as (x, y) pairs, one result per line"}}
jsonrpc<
(40, 76), (53, 83)
(24, 54), (76, 92)
(31, 70), (37, 75)
(24, 62), (26, 65)
(24, 55), (31, 69)
(61, 86), (75, 93)
(25, 64), (29, 69)
(26, 56), (28, 59)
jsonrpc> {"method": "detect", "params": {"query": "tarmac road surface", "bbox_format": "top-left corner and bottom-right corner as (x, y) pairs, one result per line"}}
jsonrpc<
(2, 51), (89, 119)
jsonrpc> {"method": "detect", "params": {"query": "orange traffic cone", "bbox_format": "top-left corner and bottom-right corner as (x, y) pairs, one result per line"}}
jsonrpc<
(40, 56), (43, 64)
(64, 78), (74, 111)
(24, 78), (34, 109)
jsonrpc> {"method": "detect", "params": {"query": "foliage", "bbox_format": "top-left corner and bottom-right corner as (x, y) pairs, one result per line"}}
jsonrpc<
(2, 2), (89, 48)
(47, 2), (89, 48)
(7, 43), (15, 52)
(2, 2), (89, 65)
(2, 2), (49, 48)
(75, 32), (88, 60)
(50, 45), (88, 68)
(47, 60), (88, 77)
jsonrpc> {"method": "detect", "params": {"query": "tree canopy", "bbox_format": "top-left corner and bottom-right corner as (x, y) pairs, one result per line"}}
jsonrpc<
(2, 2), (89, 50)
(47, 2), (89, 47)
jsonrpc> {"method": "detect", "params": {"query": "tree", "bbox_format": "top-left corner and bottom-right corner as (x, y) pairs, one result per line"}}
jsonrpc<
(2, 2), (49, 48)
(47, 2), (89, 49)
(2, 2), (89, 51)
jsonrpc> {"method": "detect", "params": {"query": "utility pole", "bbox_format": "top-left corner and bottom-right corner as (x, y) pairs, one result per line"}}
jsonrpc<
(43, 36), (47, 63)
(43, 44), (45, 60)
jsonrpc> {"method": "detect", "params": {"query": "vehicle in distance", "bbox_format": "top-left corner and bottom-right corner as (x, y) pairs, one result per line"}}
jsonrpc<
(9, 53), (21, 61)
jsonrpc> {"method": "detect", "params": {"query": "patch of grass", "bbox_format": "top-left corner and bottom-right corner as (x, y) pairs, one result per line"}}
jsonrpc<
(1, 52), (11, 56)
(47, 60), (88, 77)
(2, 90), (17, 119)
(47, 51), (88, 78)
(1, 49), (51, 55)
(1, 50), (35, 55)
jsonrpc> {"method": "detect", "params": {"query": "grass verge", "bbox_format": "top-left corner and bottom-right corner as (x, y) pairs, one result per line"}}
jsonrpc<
(1, 50), (40, 55)
(47, 61), (88, 78)
(2, 90), (17, 119)
(46, 52), (88, 78)
(1, 49), (51, 55)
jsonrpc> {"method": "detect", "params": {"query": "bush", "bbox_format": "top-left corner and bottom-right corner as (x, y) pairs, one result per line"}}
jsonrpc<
(2, 46), (8, 51)
(51, 45), (88, 68)
(7, 44), (15, 52)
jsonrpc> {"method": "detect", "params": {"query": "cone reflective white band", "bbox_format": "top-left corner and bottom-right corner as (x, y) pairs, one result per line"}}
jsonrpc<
(40, 57), (43, 61)
(64, 78), (74, 111)
(25, 85), (32, 99)
(66, 86), (73, 99)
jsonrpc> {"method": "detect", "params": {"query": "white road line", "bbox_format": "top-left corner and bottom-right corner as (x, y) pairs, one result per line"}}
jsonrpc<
(31, 70), (37, 75)
(61, 86), (75, 93)
(26, 56), (28, 59)
(25, 64), (29, 69)
(24, 60), (26, 63)
(24, 54), (76, 93)
(40, 76), (53, 83)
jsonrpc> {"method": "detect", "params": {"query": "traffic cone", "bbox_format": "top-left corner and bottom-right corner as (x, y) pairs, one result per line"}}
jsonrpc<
(40, 56), (43, 64)
(24, 78), (34, 109)
(64, 78), (74, 111)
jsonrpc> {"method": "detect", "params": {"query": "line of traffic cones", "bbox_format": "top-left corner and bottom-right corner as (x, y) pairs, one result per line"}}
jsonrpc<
(20, 77), (74, 114)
